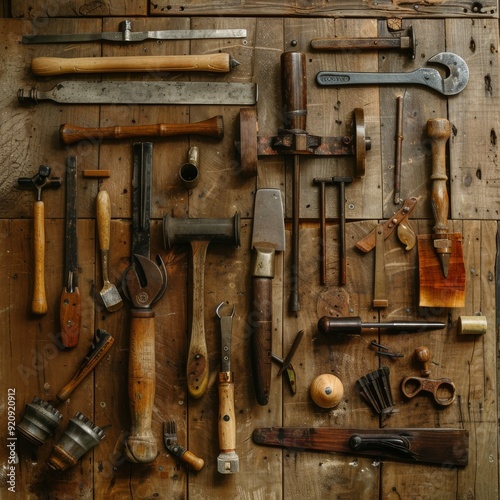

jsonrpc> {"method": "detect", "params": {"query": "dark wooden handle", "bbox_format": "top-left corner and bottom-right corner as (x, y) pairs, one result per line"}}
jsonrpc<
(180, 450), (205, 471)
(32, 200), (47, 315)
(251, 276), (273, 405)
(59, 287), (81, 348)
(281, 51), (307, 131)
(60, 116), (224, 145)
(124, 310), (157, 463)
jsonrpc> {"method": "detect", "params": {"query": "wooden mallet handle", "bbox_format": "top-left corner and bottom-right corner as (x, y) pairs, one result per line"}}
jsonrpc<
(32, 200), (47, 315)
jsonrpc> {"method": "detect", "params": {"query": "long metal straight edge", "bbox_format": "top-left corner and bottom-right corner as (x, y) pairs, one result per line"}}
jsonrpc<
(65, 156), (78, 288)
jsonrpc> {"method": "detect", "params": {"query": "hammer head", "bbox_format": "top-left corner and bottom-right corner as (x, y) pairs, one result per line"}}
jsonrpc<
(428, 52), (469, 96)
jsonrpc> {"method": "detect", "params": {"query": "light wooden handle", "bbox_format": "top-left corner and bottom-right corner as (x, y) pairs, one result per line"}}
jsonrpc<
(218, 372), (236, 452)
(60, 116), (224, 145)
(32, 200), (47, 315)
(32, 54), (233, 76)
(124, 310), (157, 463)
(96, 191), (111, 252)
(180, 450), (205, 471)
(187, 240), (210, 399)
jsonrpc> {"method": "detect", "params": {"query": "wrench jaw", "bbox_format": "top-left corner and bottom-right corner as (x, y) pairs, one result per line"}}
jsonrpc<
(428, 52), (469, 96)
(124, 254), (166, 308)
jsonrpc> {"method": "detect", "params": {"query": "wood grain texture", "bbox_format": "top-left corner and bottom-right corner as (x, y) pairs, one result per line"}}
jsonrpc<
(12, 1), (146, 17)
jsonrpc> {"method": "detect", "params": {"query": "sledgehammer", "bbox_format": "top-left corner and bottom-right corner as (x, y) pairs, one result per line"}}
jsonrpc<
(163, 214), (240, 399)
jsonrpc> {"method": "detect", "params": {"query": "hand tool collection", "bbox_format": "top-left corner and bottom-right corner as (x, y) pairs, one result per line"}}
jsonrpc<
(14, 20), (473, 476)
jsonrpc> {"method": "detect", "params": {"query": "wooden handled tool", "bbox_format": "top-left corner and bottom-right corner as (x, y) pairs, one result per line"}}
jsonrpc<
(31, 53), (239, 76)
(60, 115), (224, 145)
(163, 420), (204, 471)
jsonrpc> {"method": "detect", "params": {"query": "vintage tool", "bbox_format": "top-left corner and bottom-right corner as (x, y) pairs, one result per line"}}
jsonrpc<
(401, 376), (456, 406)
(418, 118), (466, 308)
(59, 156), (81, 348)
(356, 366), (395, 414)
(317, 52), (469, 96)
(270, 329), (303, 395)
(17, 165), (62, 315)
(23, 20), (247, 44)
(123, 143), (167, 464)
(355, 196), (419, 253)
(18, 81), (258, 106)
(252, 427), (468, 466)
(96, 191), (123, 313)
(216, 302), (239, 474)
(372, 223), (388, 308)
(31, 53), (240, 76)
(56, 329), (115, 402)
(333, 176), (353, 286)
(47, 412), (105, 473)
(313, 178), (334, 285)
(310, 373), (344, 409)
(458, 315), (487, 335)
(311, 26), (416, 59)
(318, 315), (446, 336)
(163, 214), (240, 399)
(250, 188), (285, 405)
(17, 397), (62, 446)
(394, 95), (404, 204)
(60, 115), (224, 145)
(415, 345), (432, 377)
(163, 420), (204, 471)
(236, 52), (370, 311)
(179, 146), (201, 190)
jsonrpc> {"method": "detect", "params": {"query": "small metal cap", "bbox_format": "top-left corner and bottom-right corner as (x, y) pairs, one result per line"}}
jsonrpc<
(217, 451), (239, 474)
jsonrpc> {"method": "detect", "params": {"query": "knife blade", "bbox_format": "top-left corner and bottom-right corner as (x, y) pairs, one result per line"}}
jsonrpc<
(250, 189), (285, 405)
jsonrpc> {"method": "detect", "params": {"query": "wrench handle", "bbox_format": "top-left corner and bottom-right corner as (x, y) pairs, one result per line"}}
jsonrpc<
(281, 51), (307, 131)
(32, 200), (48, 315)
(124, 309), (157, 463)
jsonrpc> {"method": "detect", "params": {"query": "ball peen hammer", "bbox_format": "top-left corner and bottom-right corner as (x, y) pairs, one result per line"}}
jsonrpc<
(17, 166), (62, 315)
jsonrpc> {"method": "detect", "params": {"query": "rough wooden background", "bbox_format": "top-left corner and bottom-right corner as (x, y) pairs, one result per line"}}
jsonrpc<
(0, 2), (498, 499)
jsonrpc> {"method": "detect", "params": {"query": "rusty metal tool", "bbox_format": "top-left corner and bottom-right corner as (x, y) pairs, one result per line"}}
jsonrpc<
(270, 329), (304, 395)
(23, 20), (247, 44)
(317, 52), (469, 96)
(17, 165), (62, 315)
(356, 366), (395, 414)
(313, 178), (334, 285)
(60, 115), (224, 145)
(372, 223), (388, 308)
(216, 302), (239, 474)
(59, 156), (81, 348)
(179, 146), (201, 190)
(250, 189), (285, 405)
(163, 214), (240, 399)
(252, 427), (468, 466)
(96, 191), (123, 313)
(401, 376), (456, 406)
(18, 81), (258, 106)
(311, 26), (416, 59)
(333, 176), (353, 286)
(236, 52), (370, 312)
(163, 420), (204, 471)
(318, 316), (446, 336)
(394, 95), (404, 204)
(123, 142), (167, 464)
(31, 53), (240, 76)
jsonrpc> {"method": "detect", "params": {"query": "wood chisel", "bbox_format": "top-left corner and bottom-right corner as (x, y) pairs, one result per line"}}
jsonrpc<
(59, 156), (81, 349)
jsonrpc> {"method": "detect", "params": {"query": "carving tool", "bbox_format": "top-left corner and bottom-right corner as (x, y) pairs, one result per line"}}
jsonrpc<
(23, 20), (247, 44)
(250, 189), (285, 405)
(31, 53), (240, 76)
(163, 420), (204, 471)
(333, 176), (353, 286)
(17, 166), (62, 315)
(372, 223), (388, 308)
(270, 329), (304, 395)
(18, 81), (258, 106)
(313, 178), (333, 285)
(59, 156), (81, 348)
(394, 95), (404, 204)
(163, 214), (240, 399)
(356, 366), (395, 414)
(216, 302), (239, 474)
(253, 427), (469, 466)
(96, 191), (123, 312)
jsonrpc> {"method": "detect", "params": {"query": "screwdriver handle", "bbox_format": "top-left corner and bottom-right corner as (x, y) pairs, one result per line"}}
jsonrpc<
(32, 200), (48, 315)
(318, 316), (363, 335)
(217, 371), (239, 473)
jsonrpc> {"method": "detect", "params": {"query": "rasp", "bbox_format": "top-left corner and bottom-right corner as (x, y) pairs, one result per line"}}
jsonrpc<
(23, 20), (247, 44)
(253, 427), (469, 466)
(18, 81), (258, 106)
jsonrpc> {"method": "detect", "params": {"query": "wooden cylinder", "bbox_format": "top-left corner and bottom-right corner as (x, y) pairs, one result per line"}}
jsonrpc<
(32, 200), (47, 315)
(281, 51), (307, 132)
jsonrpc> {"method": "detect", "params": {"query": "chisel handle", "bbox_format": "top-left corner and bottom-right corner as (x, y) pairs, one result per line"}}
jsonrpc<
(32, 200), (47, 315)
(32, 53), (234, 76)
(124, 310), (157, 463)
(60, 116), (224, 145)
(217, 371), (239, 473)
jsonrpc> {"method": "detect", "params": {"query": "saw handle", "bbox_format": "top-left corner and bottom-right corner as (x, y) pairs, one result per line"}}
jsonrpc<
(60, 116), (224, 145)
(32, 53), (234, 76)
(281, 51), (307, 131)
(32, 200), (48, 315)
(124, 310), (157, 463)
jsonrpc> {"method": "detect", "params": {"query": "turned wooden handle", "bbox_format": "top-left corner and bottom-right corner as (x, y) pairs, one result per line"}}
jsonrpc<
(281, 51), (307, 131)
(187, 240), (210, 399)
(60, 116), (224, 145)
(59, 287), (81, 348)
(180, 450), (205, 471)
(218, 372), (236, 452)
(32, 200), (47, 315)
(124, 310), (157, 463)
(251, 276), (273, 406)
(32, 53), (233, 76)
(96, 191), (111, 253)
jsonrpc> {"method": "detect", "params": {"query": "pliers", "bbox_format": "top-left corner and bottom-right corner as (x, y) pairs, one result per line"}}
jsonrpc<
(271, 330), (304, 395)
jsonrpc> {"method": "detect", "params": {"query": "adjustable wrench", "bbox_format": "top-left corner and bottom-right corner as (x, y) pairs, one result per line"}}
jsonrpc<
(317, 52), (469, 96)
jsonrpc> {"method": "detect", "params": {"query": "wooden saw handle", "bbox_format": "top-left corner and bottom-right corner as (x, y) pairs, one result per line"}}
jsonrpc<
(32, 200), (47, 315)
(124, 310), (157, 463)
(32, 53), (234, 76)
(60, 116), (224, 145)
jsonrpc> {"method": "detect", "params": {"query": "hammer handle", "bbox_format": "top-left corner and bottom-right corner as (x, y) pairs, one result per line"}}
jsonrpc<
(124, 310), (157, 463)
(32, 54), (233, 76)
(281, 51), (307, 131)
(32, 200), (48, 315)
(60, 116), (224, 145)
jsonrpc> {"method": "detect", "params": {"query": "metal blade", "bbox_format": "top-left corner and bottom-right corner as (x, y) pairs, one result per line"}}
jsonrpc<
(64, 156), (78, 289)
(251, 189), (285, 251)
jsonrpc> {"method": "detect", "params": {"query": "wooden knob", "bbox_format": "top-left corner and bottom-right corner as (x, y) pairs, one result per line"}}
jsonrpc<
(415, 346), (431, 377)
(310, 374), (344, 409)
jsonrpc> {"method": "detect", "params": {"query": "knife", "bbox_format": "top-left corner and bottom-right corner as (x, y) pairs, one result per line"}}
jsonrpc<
(250, 189), (285, 405)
